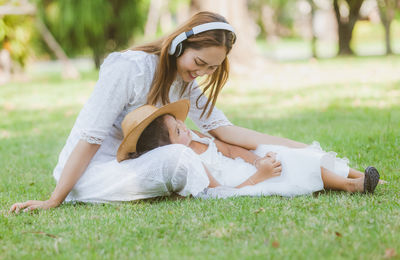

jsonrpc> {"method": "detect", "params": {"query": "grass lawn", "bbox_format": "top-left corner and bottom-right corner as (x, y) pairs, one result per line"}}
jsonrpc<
(1, 55), (400, 259)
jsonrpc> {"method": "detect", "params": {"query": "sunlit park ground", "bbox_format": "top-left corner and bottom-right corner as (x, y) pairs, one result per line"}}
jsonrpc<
(1, 42), (400, 259)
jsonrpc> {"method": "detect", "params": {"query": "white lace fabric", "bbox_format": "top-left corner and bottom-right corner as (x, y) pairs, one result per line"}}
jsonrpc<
(80, 131), (103, 145)
(64, 145), (209, 203)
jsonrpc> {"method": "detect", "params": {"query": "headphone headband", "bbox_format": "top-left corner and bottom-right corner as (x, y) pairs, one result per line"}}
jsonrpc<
(169, 22), (235, 56)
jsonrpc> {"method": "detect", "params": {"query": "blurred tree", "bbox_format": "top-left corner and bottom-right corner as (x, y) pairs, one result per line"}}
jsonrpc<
(0, 5), (34, 69)
(249, 0), (295, 40)
(377, 0), (398, 54)
(38, 0), (148, 68)
(144, 0), (163, 38)
(0, 0), (79, 80)
(307, 0), (318, 58)
(191, 0), (258, 64)
(143, 0), (190, 40)
(333, 0), (364, 55)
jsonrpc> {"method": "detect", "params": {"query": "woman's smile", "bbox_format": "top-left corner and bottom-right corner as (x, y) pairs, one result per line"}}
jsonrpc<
(176, 46), (227, 83)
(188, 71), (197, 80)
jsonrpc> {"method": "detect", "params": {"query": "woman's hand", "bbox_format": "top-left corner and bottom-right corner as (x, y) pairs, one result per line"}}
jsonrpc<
(9, 199), (60, 214)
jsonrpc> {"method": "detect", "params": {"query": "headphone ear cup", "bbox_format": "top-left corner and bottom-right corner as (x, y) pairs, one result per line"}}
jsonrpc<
(175, 43), (183, 57)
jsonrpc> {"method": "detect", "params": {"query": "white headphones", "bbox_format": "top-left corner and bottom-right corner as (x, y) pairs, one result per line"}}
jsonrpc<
(169, 22), (235, 57)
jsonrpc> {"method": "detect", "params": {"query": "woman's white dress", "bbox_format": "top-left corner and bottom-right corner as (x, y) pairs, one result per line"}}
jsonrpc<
(52, 50), (234, 203)
(189, 131), (350, 198)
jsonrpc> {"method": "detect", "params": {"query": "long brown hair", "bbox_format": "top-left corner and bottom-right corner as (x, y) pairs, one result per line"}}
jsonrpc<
(132, 11), (236, 118)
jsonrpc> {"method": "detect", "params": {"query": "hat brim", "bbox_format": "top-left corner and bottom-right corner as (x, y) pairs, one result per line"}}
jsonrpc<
(117, 99), (190, 162)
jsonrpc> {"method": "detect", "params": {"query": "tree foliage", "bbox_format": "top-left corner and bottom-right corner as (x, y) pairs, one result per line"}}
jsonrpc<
(0, 13), (34, 67)
(37, 0), (149, 68)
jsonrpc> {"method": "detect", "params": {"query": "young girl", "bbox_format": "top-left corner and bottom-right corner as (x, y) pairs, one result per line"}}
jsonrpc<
(117, 100), (380, 198)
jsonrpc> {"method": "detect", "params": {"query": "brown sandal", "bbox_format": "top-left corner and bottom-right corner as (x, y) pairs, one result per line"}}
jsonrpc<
(364, 166), (380, 194)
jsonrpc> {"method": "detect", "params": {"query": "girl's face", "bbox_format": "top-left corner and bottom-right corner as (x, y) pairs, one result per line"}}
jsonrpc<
(163, 114), (192, 146)
(176, 46), (227, 83)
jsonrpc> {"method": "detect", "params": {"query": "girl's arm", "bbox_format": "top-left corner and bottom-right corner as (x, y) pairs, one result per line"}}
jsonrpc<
(236, 162), (281, 188)
(209, 125), (306, 150)
(10, 140), (100, 213)
(203, 164), (220, 188)
(203, 159), (280, 189)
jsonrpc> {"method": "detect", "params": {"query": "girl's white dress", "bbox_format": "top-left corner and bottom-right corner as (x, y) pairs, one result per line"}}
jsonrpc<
(189, 131), (350, 198)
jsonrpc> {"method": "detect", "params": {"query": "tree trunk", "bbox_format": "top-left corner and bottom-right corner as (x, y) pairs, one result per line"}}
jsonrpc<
(190, 0), (258, 66)
(308, 0), (317, 58)
(383, 21), (393, 55)
(333, 0), (364, 56)
(0, 48), (12, 85)
(377, 0), (396, 55)
(144, 0), (163, 38)
(36, 18), (80, 79)
(337, 22), (354, 55)
(0, 2), (36, 16)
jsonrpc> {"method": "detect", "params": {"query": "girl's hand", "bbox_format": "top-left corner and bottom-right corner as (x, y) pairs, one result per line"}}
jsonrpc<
(9, 199), (60, 214)
(257, 153), (282, 178)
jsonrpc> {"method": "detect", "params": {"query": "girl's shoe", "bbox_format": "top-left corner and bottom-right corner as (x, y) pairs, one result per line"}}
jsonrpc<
(364, 166), (380, 194)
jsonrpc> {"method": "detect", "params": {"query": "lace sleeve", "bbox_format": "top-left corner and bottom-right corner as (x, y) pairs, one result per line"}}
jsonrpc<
(184, 81), (233, 132)
(76, 52), (147, 144)
(80, 132), (103, 145)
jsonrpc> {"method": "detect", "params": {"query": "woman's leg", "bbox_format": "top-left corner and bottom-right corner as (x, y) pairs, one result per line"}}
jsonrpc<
(321, 167), (364, 192)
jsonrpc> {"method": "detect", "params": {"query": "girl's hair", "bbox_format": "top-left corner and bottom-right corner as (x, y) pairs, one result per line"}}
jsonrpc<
(132, 11), (236, 118)
(128, 115), (171, 159)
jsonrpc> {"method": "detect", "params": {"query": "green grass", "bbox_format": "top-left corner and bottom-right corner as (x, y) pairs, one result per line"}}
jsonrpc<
(1, 56), (400, 259)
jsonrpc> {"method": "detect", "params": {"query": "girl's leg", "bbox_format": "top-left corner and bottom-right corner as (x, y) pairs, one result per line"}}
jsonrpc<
(348, 168), (364, 179)
(321, 167), (364, 192)
(348, 168), (386, 184)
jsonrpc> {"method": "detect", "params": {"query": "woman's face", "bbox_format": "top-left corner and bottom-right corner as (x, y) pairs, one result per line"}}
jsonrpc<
(176, 46), (227, 83)
(163, 114), (192, 146)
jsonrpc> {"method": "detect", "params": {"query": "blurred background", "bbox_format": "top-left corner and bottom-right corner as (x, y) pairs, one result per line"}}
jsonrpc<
(0, 0), (399, 83)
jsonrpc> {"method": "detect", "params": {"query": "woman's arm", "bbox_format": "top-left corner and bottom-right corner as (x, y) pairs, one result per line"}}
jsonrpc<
(209, 125), (306, 150)
(10, 140), (100, 213)
(192, 130), (281, 189)
(192, 130), (260, 165)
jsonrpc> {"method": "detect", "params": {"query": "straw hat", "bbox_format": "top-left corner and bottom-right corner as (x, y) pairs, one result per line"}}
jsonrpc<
(117, 99), (190, 162)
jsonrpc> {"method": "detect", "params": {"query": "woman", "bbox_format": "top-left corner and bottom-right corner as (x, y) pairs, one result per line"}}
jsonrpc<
(10, 11), (370, 213)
